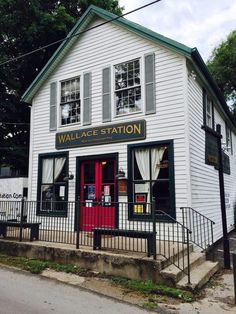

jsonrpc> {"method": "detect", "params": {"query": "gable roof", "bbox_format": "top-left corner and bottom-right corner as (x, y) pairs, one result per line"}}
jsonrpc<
(21, 5), (235, 128)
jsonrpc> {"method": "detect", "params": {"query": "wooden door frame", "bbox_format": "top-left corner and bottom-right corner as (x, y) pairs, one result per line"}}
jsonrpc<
(75, 153), (119, 230)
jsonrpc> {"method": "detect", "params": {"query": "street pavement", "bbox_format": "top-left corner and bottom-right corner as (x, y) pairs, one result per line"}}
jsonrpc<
(0, 266), (158, 314)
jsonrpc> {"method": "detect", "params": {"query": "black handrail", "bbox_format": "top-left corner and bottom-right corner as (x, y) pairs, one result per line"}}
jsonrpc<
(156, 210), (191, 283)
(180, 207), (215, 251)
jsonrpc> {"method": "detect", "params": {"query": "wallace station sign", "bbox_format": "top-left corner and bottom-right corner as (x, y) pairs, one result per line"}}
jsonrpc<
(56, 120), (146, 149)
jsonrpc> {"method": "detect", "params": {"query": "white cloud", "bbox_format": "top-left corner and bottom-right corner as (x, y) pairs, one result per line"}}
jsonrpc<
(119, 0), (236, 60)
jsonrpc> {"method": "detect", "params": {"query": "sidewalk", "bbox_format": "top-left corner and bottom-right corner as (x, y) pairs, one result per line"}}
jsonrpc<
(161, 270), (235, 313)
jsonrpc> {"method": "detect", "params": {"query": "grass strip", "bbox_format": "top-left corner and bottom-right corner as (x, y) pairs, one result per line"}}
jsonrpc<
(0, 254), (87, 275)
(0, 254), (193, 302)
(111, 277), (193, 302)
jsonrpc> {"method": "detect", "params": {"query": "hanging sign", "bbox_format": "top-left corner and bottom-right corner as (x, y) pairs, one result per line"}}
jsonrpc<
(56, 120), (146, 149)
(205, 132), (218, 167)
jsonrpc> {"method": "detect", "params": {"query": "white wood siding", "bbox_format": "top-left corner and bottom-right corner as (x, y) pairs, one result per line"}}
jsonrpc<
(188, 73), (236, 242)
(29, 18), (190, 227)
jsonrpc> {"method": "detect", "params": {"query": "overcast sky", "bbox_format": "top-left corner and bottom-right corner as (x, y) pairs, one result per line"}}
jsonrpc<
(119, 0), (236, 61)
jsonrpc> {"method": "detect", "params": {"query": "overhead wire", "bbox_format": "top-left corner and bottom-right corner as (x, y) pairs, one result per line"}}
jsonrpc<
(0, 0), (162, 149)
(0, 0), (161, 67)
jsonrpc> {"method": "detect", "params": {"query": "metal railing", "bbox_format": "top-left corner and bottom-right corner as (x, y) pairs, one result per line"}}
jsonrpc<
(0, 199), (192, 282)
(180, 207), (215, 251)
(155, 210), (191, 283)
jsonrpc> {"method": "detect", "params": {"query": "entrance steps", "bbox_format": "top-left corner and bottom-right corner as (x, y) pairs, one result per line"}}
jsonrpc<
(160, 249), (219, 290)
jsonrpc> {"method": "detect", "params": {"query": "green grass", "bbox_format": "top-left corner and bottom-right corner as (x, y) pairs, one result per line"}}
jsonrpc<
(0, 254), (193, 302)
(111, 277), (194, 302)
(0, 254), (88, 275)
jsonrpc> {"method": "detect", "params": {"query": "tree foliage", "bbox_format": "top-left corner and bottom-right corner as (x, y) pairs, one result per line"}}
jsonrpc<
(207, 30), (236, 112)
(0, 0), (123, 174)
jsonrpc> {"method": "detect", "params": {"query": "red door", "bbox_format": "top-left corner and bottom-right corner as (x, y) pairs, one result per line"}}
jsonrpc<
(80, 159), (116, 231)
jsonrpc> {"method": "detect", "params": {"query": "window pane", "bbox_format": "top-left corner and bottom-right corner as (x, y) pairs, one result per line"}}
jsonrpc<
(41, 184), (54, 211)
(151, 147), (168, 180)
(101, 184), (114, 203)
(152, 180), (170, 214)
(133, 154), (142, 180)
(131, 144), (173, 217)
(60, 77), (80, 125)
(83, 185), (96, 201)
(61, 100), (80, 125)
(84, 162), (95, 184)
(206, 97), (212, 128)
(54, 157), (66, 182)
(115, 59), (141, 116)
(42, 159), (53, 184)
(102, 160), (114, 183)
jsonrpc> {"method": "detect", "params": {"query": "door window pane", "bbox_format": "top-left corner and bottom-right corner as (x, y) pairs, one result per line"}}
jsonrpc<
(102, 160), (114, 183)
(84, 162), (95, 184)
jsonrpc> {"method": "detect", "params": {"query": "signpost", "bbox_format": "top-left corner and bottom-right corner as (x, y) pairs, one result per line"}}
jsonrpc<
(204, 124), (230, 269)
(216, 124), (230, 269)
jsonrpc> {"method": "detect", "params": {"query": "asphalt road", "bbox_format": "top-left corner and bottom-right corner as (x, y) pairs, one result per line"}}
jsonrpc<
(0, 266), (157, 314)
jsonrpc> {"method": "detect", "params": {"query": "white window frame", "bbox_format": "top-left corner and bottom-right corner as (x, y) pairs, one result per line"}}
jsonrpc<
(113, 57), (143, 118)
(206, 95), (213, 128)
(59, 76), (81, 127)
(225, 123), (232, 154)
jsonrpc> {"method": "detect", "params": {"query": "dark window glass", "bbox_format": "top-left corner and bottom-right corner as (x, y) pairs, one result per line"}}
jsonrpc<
(102, 160), (115, 183)
(84, 162), (95, 184)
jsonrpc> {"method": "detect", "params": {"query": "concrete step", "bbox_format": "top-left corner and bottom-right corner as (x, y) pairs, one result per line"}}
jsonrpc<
(177, 260), (219, 290)
(160, 252), (206, 284)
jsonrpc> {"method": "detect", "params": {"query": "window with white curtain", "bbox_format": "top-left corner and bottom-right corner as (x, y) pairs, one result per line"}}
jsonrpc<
(130, 143), (175, 218)
(38, 154), (68, 215)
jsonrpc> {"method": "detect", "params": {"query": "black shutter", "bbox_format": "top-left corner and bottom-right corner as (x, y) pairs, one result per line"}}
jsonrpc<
(83, 72), (92, 125)
(50, 82), (57, 131)
(102, 67), (111, 122)
(145, 53), (155, 114)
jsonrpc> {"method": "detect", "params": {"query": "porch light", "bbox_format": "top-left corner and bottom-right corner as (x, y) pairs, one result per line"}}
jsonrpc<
(116, 168), (126, 179)
(63, 171), (74, 181)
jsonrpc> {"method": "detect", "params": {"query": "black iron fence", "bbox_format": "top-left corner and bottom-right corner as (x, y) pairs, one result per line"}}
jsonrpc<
(0, 199), (191, 282)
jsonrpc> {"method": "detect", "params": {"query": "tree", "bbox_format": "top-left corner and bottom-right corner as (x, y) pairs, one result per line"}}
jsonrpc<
(0, 0), (123, 175)
(207, 30), (236, 112)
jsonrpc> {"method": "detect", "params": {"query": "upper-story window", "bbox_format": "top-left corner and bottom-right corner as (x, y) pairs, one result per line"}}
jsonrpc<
(115, 59), (142, 116)
(60, 77), (80, 125)
(206, 97), (213, 128)
(203, 91), (214, 129)
(225, 123), (233, 154)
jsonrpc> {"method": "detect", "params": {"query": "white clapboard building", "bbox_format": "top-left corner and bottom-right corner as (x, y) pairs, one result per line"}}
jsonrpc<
(22, 5), (235, 244)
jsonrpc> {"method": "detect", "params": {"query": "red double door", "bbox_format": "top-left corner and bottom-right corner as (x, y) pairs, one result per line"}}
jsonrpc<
(79, 159), (116, 231)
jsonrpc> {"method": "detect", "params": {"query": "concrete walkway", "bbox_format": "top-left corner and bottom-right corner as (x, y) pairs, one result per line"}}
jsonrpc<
(161, 270), (235, 313)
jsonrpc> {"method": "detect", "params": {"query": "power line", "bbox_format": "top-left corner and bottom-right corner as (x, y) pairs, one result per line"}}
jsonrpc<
(0, 0), (161, 67)
(0, 147), (29, 150)
(0, 122), (30, 125)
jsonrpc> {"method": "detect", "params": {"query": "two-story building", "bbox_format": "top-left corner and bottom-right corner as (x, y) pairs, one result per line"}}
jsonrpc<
(22, 5), (236, 244)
